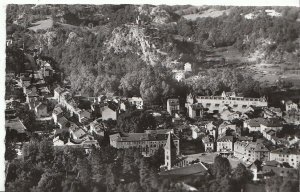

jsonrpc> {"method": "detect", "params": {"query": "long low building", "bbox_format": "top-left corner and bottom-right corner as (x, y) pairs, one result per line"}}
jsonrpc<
(270, 148), (300, 168)
(109, 132), (180, 157)
(186, 91), (267, 116)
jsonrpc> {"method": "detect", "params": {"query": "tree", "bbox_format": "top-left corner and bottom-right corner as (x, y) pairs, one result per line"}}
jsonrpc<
(232, 163), (253, 191)
(31, 170), (63, 192)
(76, 158), (92, 190)
(5, 142), (17, 161)
(212, 155), (231, 178)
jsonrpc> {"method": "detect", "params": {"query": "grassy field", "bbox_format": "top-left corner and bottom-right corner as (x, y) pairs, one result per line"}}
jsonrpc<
(183, 8), (231, 20)
(28, 17), (53, 32)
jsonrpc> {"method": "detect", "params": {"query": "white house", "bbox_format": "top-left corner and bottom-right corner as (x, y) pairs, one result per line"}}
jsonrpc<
(128, 97), (143, 109)
(184, 62), (192, 72)
(285, 100), (298, 112)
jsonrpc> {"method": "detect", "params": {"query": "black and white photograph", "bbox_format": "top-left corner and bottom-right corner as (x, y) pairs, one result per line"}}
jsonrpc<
(3, 1), (300, 192)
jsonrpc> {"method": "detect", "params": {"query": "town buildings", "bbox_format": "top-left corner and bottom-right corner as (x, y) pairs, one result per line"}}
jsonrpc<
(216, 136), (234, 153)
(269, 148), (300, 168)
(128, 97), (143, 109)
(202, 135), (215, 152)
(109, 132), (180, 157)
(167, 98), (180, 116)
(234, 140), (270, 163)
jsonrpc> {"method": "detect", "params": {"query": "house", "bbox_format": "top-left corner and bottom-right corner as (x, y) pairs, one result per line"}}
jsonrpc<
(39, 86), (51, 97)
(90, 119), (107, 136)
(72, 128), (87, 140)
(284, 109), (300, 125)
(263, 129), (276, 144)
(34, 102), (48, 118)
(206, 121), (217, 139)
(167, 98), (180, 116)
(248, 163), (262, 181)
(54, 87), (65, 101)
(173, 70), (185, 82)
(218, 121), (237, 138)
(5, 117), (27, 134)
(52, 105), (64, 124)
(202, 135), (215, 152)
(109, 132), (180, 157)
(244, 118), (264, 132)
(57, 116), (69, 129)
(234, 140), (269, 163)
(285, 100), (298, 112)
(101, 102), (118, 120)
(76, 110), (91, 123)
(260, 118), (283, 133)
(128, 97), (143, 109)
(188, 103), (204, 118)
(216, 136), (234, 153)
(263, 107), (282, 118)
(262, 160), (297, 178)
(184, 62), (192, 72)
(270, 148), (300, 168)
(190, 125), (201, 139)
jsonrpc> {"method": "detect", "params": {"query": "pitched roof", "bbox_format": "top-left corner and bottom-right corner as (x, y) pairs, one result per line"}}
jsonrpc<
(111, 132), (179, 142)
(5, 118), (27, 133)
(271, 148), (300, 155)
(53, 106), (63, 115)
(57, 116), (68, 126)
(248, 118), (268, 127)
(217, 136), (233, 142)
(167, 98), (179, 106)
(73, 128), (86, 138)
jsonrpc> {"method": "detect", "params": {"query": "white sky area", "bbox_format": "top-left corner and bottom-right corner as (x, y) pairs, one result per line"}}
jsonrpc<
(0, 0), (299, 191)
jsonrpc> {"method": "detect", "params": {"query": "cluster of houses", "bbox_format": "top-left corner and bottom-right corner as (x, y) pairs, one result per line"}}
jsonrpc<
(172, 62), (193, 82)
(5, 52), (300, 180)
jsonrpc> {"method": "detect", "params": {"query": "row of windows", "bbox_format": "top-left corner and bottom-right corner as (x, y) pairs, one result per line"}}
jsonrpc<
(203, 103), (249, 108)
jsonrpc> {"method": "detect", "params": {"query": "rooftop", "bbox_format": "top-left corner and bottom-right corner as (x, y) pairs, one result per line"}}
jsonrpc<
(5, 118), (27, 133)
(110, 132), (179, 142)
(217, 136), (233, 142)
(271, 148), (300, 155)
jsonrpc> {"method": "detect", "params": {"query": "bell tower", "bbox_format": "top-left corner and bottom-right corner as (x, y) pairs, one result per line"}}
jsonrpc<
(164, 133), (177, 170)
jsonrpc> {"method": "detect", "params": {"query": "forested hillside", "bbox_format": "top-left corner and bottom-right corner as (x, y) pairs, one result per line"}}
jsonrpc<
(6, 4), (300, 103)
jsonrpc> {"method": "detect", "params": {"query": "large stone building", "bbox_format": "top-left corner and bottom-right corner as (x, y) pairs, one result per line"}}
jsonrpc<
(109, 132), (180, 157)
(185, 91), (267, 114)
(270, 148), (300, 168)
(216, 136), (234, 153)
(234, 140), (270, 163)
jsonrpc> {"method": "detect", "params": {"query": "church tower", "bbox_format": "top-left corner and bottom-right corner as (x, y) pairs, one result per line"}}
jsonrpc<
(164, 132), (177, 170)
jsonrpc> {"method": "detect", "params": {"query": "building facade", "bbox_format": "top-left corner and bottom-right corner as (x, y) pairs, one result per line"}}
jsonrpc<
(186, 91), (267, 114)
(270, 148), (300, 168)
(109, 132), (180, 157)
(167, 98), (180, 116)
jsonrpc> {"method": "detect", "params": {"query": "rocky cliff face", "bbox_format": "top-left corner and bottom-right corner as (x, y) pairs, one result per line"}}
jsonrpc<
(105, 24), (172, 66)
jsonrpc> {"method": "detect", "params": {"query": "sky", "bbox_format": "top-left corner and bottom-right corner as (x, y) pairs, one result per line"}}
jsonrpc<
(0, 0), (299, 191)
